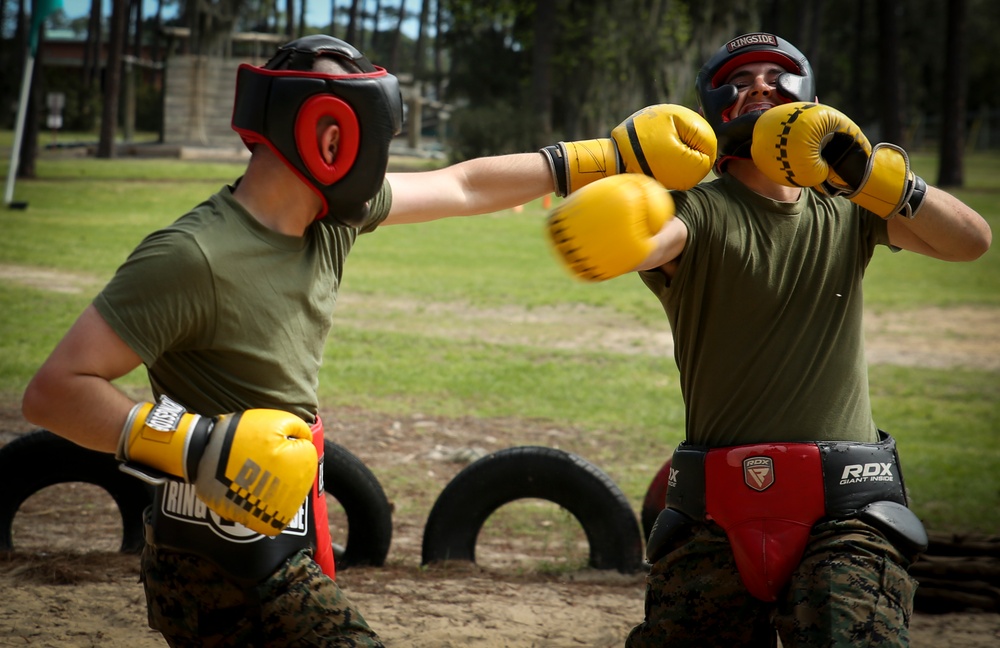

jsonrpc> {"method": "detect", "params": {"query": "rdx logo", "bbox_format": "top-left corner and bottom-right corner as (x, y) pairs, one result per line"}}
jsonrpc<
(840, 462), (894, 485)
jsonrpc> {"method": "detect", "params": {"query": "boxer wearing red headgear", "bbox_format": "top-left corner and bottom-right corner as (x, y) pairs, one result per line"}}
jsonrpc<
(232, 35), (403, 227)
(23, 33), (565, 646)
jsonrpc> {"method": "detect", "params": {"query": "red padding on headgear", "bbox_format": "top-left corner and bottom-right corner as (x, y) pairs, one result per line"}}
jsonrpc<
(294, 95), (360, 186)
(711, 51), (801, 88)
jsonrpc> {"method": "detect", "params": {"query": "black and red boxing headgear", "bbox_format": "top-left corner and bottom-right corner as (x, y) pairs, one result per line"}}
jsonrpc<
(231, 35), (403, 227)
(695, 33), (815, 169)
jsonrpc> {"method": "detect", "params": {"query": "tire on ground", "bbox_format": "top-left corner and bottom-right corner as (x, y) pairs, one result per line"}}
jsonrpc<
(0, 429), (152, 553)
(640, 458), (672, 542)
(322, 439), (393, 569)
(421, 445), (644, 573)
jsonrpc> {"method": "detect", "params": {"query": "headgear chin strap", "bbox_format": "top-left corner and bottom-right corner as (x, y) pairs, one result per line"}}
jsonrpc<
(231, 35), (403, 227)
(695, 33), (815, 172)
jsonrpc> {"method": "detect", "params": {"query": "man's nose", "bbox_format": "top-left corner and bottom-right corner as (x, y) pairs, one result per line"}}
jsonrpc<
(749, 76), (772, 96)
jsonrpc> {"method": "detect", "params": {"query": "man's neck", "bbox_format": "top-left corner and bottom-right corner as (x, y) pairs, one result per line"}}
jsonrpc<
(727, 159), (802, 202)
(232, 151), (320, 237)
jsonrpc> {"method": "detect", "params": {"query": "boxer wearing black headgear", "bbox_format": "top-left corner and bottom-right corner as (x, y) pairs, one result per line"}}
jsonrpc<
(695, 32), (815, 172)
(232, 35), (403, 227)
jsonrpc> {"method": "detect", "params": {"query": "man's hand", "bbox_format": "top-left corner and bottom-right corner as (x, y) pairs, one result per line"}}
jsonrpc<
(118, 396), (317, 536)
(750, 102), (927, 219)
(541, 104), (717, 197)
(546, 174), (674, 282)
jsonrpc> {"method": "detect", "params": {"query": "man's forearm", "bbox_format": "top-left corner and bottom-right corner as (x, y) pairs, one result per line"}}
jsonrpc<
(887, 186), (991, 261)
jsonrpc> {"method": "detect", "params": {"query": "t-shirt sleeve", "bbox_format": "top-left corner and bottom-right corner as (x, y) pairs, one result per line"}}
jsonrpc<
(316, 180), (392, 239)
(637, 187), (712, 292)
(359, 180), (392, 234)
(93, 230), (215, 367)
(860, 205), (892, 250)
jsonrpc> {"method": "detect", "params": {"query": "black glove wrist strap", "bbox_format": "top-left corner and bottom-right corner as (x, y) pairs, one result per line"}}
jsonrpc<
(901, 174), (927, 219)
(539, 145), (569, 197)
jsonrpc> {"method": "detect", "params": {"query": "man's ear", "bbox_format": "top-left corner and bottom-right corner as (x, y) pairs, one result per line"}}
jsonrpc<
(319, 123), (341, 165)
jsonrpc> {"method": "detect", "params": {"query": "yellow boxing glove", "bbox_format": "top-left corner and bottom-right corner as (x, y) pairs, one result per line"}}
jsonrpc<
(546, 174), (674, 282)
(750, 102), (927, 218)
(118, 395), (317, 536)
(612, 104), (717, 191)
(540, 104), (717, 197)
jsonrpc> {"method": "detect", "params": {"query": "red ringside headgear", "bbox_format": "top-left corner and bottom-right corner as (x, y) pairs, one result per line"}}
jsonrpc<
(231, 35), (403, 227)
(695, 33), (815, 172)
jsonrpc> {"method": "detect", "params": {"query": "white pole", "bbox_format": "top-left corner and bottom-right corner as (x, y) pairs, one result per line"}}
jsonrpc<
(4, 53), (36, 208)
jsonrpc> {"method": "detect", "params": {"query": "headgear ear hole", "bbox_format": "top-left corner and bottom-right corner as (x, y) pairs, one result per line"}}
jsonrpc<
(295, 95), (360, 186)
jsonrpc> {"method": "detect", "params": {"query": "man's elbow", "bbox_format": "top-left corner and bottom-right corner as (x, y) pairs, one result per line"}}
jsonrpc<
(961, 222), (992, 261)
(22, 382), (42, 428)
(21, 371), (54, 428)
(936, 217), (993, 262)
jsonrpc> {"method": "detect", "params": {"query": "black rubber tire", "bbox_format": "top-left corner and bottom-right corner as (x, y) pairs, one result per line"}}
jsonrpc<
(0, 429), (153, 553)
(640, 458), (672, 542)
(421, 445), (644, 573)
(322, 440), (393, 569)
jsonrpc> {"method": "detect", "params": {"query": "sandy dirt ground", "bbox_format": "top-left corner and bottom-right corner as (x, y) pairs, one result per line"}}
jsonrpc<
(0, 404), (998, 647)
(0, 263), (997, 646)
(1, 405), (998, 648)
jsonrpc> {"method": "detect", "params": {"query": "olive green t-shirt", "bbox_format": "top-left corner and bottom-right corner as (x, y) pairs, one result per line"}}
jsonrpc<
(639, 174), (890, 446)
(94, 181), (392, 421)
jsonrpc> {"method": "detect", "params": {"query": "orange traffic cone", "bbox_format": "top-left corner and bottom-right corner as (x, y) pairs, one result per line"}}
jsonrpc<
(542, 194), (552, 209)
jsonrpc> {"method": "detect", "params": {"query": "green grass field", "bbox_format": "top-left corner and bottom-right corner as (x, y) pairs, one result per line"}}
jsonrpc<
(1, 148), (997, 535)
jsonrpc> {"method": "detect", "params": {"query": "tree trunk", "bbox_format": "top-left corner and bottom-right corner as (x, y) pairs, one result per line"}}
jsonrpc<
(98, 0), (128, 158)
(805, 0), (824, 64)
(152, 0), (163, 63)
(17, 23), (43, 179)
(433, 0), (443, 100)
(13, 0), (26, 70)
(530, 0), (554, 148)
(387, 1), (405, 71)
(79, 0), (102, 130)
(848, 0), (869, 124)
(83, 0), (102, 81)
(4, 0), (28, 172)
(413, 0), (430, 80)
(286, 0), (295, 38)
(346, 0), (360, 45)
(357, 0), (367, 51)
(938, 0), (968, 187)
(371, 0), (381, 55)
(875, 0), (904, 145)
(152, 0), (165, 142)
(130, 0), (142, 57)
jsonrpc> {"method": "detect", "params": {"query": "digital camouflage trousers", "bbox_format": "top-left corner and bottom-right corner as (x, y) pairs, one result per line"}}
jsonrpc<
(141, 546), (383, 648)
(626, 517), (918, 648)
